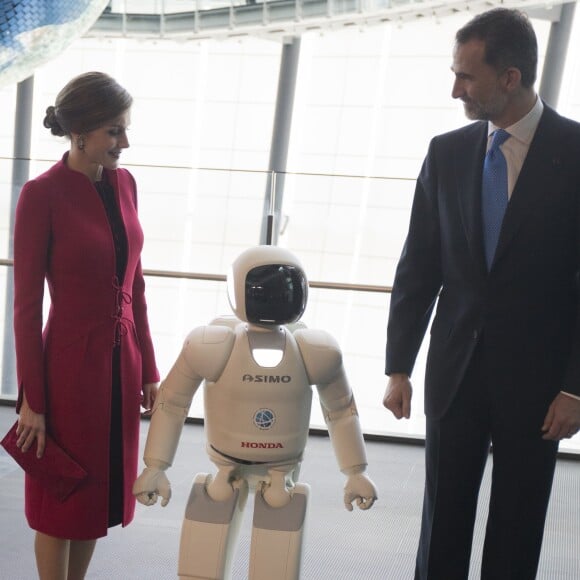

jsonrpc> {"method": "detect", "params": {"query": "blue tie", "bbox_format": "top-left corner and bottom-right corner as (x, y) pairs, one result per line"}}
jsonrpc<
(482, 129), (510, 269)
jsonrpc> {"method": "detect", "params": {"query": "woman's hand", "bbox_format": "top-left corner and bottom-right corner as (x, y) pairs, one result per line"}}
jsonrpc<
(141, 382), (159, 416)
(16, 393), (46, 458)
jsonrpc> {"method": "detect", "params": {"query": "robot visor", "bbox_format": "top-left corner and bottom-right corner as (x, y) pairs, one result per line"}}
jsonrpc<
(245, 264), (307, 324)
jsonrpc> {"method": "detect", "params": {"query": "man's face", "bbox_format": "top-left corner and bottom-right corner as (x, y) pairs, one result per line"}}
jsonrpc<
(451, 38), (509, 122)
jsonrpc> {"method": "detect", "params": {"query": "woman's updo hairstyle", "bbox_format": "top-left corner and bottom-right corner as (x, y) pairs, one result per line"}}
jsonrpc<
(43, 71), (133, 137)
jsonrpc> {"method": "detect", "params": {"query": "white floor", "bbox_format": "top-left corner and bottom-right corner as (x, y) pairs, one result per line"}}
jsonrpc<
(1, 404), (579, 579)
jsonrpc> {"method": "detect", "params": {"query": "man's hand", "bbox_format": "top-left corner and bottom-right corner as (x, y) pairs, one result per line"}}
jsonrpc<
(383, 373), (412, 419)
(542, 392), (580, 440)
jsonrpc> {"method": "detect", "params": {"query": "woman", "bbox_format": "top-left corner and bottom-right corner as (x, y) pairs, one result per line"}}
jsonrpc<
(13, 71), (159, 579)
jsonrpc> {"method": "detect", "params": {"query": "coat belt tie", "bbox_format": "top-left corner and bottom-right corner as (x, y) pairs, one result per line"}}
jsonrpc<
(112, 277), (132, 346)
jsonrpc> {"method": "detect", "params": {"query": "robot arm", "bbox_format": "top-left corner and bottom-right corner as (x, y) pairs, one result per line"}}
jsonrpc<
(133, 347), (201, 507)
(142, 360), (199, 468)
(133, 325), (235, 506)
(317, 365), (378, 511)
(317, 366), (367, 472)
(295, 329), (378, 511)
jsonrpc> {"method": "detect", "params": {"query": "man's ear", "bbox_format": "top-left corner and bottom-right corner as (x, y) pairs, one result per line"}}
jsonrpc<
(503, 67), (522, 92)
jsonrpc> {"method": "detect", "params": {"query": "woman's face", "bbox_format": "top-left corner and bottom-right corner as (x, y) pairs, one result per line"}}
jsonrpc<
(82, 110), (131, 171)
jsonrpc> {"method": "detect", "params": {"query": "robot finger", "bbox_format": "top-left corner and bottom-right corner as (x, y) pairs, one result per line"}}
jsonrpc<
(141, 491), (159, 506)
(356, 496), (376, 510)
(344, 498), (354, 512)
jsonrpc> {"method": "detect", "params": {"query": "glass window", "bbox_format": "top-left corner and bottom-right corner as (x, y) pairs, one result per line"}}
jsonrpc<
(1, 11), (579, 455)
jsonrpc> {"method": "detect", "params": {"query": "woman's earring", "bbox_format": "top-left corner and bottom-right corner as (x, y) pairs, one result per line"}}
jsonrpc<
(77, 136), (85, 150)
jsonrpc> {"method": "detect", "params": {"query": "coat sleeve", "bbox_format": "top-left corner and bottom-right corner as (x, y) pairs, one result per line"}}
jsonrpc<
(126, 171), (160, 385)
(132, 258), (159, 385)
(385, 138), (443, 377)
(13, 179), (51, 413)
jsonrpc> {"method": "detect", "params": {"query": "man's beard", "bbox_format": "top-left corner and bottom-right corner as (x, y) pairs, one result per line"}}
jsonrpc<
(463, 100), (492, 121)
(462, 94), (506, 122)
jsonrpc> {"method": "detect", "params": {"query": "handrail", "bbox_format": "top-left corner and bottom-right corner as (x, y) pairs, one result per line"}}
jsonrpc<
(0, 259), (392, 294)
(0, 155), (416, 183)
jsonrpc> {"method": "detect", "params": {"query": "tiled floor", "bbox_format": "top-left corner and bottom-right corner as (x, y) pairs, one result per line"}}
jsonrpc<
(0, 404), (578, 579)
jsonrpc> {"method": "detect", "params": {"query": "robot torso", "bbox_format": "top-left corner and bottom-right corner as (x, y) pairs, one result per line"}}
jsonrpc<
(204, 323), (313, 464)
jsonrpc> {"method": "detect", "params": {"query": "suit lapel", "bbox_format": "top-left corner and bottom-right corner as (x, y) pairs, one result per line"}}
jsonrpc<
(455, 122), (488, 273)
(493, 107), (562, 267)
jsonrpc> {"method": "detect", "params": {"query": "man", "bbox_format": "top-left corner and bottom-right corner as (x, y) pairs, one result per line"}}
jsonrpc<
(383, 8), (580, 580)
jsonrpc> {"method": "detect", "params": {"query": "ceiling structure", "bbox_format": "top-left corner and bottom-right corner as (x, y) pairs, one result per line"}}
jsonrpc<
(88, 0), (574, 41)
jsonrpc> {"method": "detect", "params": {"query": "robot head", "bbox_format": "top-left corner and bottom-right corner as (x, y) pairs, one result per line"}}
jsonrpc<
(227, 245), (308, 324)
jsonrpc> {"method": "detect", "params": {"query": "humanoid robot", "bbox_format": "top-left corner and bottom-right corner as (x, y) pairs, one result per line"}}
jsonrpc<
(133, 245), (377, 580)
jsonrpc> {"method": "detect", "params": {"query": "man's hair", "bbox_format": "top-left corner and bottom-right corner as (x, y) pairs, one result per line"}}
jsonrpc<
(456, 8), (538, 88)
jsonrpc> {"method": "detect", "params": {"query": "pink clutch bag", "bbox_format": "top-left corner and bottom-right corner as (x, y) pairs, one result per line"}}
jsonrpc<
(1, 420), (88, 502)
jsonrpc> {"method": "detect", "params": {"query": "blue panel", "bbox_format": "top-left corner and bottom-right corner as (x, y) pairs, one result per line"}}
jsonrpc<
(0, 0), (107, 85)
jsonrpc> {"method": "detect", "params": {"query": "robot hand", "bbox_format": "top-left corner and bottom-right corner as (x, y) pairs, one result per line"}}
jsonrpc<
(343, 472), (377, 512)
(133, 466), (172, 507)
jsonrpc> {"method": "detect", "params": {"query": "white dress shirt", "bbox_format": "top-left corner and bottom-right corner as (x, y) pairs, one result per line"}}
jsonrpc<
(487, 96), (543, 199)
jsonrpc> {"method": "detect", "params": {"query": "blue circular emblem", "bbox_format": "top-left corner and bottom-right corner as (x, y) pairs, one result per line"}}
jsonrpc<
(253, 408), (275, 430)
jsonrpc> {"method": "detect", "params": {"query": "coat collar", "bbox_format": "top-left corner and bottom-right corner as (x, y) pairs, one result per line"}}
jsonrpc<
(55, 152), (119, 191)
(493, 106), (562, 267)
(455, 121), (488, 273)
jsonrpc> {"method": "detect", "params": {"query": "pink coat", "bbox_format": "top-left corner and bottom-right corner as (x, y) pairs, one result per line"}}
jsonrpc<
(13, 154), (159, 540)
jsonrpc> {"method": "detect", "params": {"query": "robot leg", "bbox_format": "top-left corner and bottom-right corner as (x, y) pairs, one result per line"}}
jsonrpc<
(178, 472), (249, 580)
(248, 482), (310, 580)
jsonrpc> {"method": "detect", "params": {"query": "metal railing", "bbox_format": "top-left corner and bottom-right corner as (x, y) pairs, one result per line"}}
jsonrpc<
(89, 0), (571, 41)
(0, 259), (392, 294)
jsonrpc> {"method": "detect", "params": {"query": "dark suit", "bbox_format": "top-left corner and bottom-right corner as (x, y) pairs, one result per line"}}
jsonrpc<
(386, 104), (580, 579)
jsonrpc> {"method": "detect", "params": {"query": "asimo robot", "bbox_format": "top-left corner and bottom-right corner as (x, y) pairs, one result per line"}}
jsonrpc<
(133, 245), (377, 579)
